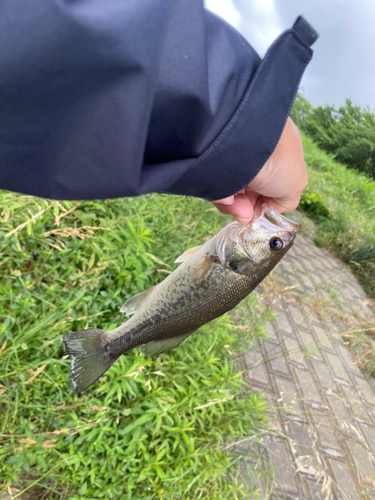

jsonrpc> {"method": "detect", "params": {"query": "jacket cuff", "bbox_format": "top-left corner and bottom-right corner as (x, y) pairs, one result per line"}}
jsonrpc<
(163, 16), (318, 201)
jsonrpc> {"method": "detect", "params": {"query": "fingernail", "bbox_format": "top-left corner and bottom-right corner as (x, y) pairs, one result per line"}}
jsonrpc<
(236, 216), (251, 225)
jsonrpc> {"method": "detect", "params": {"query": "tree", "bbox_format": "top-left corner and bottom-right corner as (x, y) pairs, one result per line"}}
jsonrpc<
(290, 92), (314, 131)
(304, 99), (375, 179)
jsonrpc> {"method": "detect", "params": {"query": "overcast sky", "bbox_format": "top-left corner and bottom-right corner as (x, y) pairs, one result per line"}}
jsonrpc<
(206, 0), (375, 110)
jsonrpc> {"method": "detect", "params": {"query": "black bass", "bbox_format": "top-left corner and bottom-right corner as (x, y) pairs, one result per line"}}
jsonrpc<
(63, 200), (300, 393)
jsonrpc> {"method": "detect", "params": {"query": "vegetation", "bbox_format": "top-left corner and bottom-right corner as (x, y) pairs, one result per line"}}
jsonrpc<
(0, 192), (271, 499)
(298, 191), (330, 220)
(1, 90), (374, 498)
(299, 133), (375, 299)
(291, 93), (375, 298)
(291, 94), (375, 179)
(289, 92), (314, 131)
(298, 133), (375, 377)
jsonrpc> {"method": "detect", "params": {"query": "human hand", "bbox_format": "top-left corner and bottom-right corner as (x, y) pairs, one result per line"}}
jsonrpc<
(211, 118), (307, 223)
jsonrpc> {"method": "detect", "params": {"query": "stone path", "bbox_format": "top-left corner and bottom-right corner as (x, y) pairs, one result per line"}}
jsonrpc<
(237, 211), (375, 500)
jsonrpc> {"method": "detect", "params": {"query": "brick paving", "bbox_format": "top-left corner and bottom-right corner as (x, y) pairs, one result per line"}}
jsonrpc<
(238, 212), (375, 500)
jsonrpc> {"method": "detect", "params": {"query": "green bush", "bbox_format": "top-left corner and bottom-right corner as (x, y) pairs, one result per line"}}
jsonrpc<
(0, 192), (270, 499)
(299, 191), (330, 220)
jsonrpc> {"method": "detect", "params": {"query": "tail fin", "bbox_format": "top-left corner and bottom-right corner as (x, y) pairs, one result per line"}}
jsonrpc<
(62, 329), (118, 394)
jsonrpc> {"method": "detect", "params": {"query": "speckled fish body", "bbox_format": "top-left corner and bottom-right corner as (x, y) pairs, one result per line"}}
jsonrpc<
(63, 201), (301, 393)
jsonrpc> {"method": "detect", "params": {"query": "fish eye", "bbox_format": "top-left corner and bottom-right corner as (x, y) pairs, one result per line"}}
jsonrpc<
(269, 237), (283, 252)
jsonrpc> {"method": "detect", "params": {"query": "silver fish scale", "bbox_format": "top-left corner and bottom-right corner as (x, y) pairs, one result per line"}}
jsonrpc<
(63, 204), (301, 393)
(100, 206), (300, 359)
(105, 243), (256, 356)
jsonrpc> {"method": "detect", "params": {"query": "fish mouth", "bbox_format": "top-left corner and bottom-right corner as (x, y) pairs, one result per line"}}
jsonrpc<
(220, 197), (301, 261)
(264, 207), (301, 235)
(254, 197), (301, 235)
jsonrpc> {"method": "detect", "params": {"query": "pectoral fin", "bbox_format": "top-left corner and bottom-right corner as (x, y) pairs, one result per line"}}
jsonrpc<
(120, 286), (156, 315)
(175, 245), (201, 263)
(140, 331), (194, 357)
(188, 254), (215, 284)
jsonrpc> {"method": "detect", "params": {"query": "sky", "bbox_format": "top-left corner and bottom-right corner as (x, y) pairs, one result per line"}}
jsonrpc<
(205, 0), (375, 110)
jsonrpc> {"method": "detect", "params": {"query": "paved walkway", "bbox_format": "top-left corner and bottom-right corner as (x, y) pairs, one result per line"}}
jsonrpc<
(238, 211), (375, 500)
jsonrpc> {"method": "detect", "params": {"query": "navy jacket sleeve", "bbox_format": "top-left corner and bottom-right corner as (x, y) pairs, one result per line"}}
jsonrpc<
(0, 1), (317, 201)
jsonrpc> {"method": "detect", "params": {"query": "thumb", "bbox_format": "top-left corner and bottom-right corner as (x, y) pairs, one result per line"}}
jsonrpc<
(213, 193), (254, 223)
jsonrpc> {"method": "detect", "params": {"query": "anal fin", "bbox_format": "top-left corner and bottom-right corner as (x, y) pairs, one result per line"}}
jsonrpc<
(140, 331), (194, 357)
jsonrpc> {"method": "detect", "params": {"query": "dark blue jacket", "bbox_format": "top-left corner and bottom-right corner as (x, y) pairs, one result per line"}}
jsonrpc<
(0, 1), (317, 201)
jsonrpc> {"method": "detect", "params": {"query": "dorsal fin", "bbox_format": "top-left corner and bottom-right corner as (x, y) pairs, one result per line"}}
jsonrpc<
(175, 245), (201, 263)
(120, 286), (156, 315)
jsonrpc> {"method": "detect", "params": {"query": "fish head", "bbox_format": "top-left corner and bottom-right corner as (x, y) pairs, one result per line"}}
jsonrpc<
(216, 198), (301, 277)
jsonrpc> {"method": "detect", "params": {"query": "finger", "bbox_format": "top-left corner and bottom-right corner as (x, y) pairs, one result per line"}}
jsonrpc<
(243, 190), (261, 209)
(244, 188), (301, 214)
(263, 194), (301, 214)
(213, 194), (254, 224)
(211, 195), (234, 206)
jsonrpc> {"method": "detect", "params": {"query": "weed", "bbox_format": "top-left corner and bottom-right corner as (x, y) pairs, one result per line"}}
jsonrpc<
(0, 192), (271, 499)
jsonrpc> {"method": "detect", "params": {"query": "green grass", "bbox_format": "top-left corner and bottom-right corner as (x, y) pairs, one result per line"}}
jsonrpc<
(299, 134), (375, 377)
(0, 192), (271, 499)
(300, 133), (375, 299)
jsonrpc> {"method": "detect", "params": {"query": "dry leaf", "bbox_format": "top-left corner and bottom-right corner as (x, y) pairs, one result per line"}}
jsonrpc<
(0, 340), (7, 354)
(42, 439), (57, 449)
(26, 364), (48, 384)
(20, 438), (36, 445)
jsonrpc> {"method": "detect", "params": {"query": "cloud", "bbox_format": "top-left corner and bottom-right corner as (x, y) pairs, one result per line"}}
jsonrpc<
(205, 0), (241, 28)
(206, 0), (375, 109)
(231, 0), (282, 54)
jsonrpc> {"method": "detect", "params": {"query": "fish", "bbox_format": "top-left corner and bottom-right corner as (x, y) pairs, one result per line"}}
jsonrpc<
(63, 199), (301, 393)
